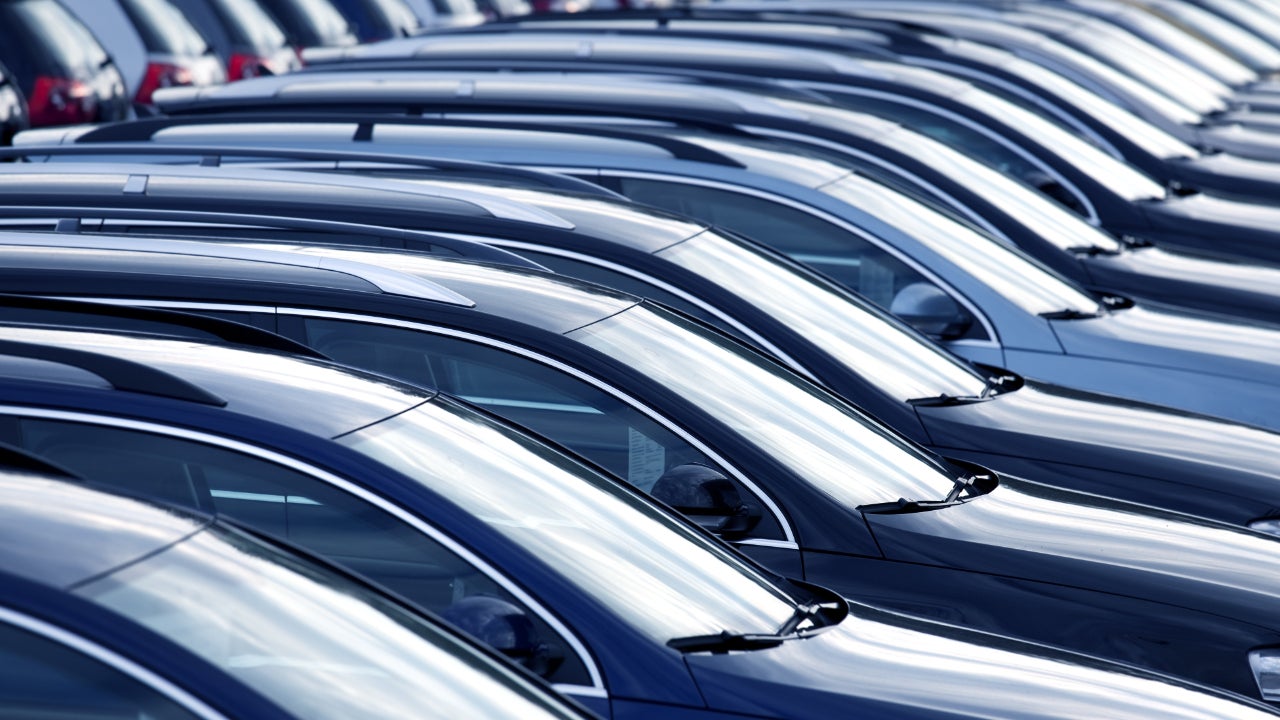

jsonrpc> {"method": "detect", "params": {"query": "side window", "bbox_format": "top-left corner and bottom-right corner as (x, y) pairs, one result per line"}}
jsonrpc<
(0, 620), (199, 719)
(297, 317), (783, 540)
(2, 417), (591, 685)
(618, 179), (920, 306)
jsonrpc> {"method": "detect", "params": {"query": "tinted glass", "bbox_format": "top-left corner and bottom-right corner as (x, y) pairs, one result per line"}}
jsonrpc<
(122, 0), (211, 55)
(0, 0), (109, 77)
(340, 400), (801, 643)
(212, 0), (287, 50)
(80, 526), (586, 719)
(260, 0), (353, 46)
(300, 317), (762, 508)
(570, 305), (961, 508)
(0, 621), (199, 719)
(6, 416), (588, 686)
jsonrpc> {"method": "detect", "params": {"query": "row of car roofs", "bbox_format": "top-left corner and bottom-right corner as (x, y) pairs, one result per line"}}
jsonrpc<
(5, 0), (1280, 718)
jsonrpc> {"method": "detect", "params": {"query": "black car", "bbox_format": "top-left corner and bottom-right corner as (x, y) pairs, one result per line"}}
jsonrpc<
(0, 0), (129, 127)
(328, 0), (421, 40)
(5, 231), (1280, 702)
(257, 0), (360, 53)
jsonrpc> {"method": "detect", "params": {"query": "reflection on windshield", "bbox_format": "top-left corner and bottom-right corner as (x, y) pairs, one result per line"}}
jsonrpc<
(79, 526), (579, 720)
(660, 230), (988, 401)
(571, 305), (960, 508)
(820, 174), (1101, 316)
(339, 399), (799, 642)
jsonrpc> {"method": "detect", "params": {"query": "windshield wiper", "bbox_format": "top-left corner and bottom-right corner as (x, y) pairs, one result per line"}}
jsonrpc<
(907, 370), (1018, 407)
(667, 600), (840, 654)
(859, 463), (997, 516)
(1040, 307), (1103, 320)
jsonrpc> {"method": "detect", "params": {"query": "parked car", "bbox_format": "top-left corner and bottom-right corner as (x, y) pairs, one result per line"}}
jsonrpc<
(0, 0), (129, 127)
(59, 0), (225, 105)
(5, 233), (1280, 701)
(18, 106), (1280, 430)
(9, 165), (1280, 539)
(4, 311), (1263, 718)
(0, 463), (599, 720)
(166, 0), (301, 80)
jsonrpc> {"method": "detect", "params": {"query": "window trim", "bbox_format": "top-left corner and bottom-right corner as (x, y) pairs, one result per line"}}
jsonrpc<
(0, 605), (228, 720)
(0, 406), (607, 694)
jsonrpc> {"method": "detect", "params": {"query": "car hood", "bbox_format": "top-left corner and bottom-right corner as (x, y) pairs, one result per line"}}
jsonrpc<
(917, 381), (1280, 524)
(1050, 305), (1280, 383)
(1140, 192), (1280, 263)
(866, 476), (1280, 631)
(686, 598), (1276, 719)
(1085, 246), (1280, 311)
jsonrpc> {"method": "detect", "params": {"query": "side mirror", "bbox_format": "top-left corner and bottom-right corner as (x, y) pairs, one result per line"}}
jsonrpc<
(652, 463), (762, 540)
(890, 283), (973, 340)
(442, 595), (563, 678)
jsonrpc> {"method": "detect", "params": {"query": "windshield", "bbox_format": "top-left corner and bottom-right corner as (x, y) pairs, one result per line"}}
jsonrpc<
(819, 173), (1102, 317)
(569, 304), (961, 509)
(662, 229), (989, 401)
(78, 525), (581, 720)
(771, 97), (1128, 255)
(934, 38), (1199, 160)
(338, 399), (800, 642)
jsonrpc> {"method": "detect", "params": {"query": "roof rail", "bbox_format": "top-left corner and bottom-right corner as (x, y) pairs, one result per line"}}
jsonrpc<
(0, 232), (478, 308)
(0, 205), (547, 271)
(0, 141), (625, 199)
(46, 115), (747, 169)
(0, 293), (328, 360)
(0, 339), (227, 407)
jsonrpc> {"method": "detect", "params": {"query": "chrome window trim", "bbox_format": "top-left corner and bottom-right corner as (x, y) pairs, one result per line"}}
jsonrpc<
(574, 170), (1001, 350)
(0, 606), (228, 720)
(432, 233), (822, 383)
(738, 124), (1013, 242)
(0, 405), (607, 694)
(796, 83), (1101, 225)
(272, 306), (800, 546)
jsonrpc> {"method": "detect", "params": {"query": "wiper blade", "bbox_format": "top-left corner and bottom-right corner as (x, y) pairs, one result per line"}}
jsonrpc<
(858, 497), (964, 514)
(906, 393), (984, 407)
(1040, 308), (1103, 320)
(667, 631), (786, 654)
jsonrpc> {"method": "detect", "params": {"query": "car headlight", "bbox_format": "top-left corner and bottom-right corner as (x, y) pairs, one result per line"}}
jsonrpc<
(1248, 518), (1280, 538)
(1249, 649), (1280, 701)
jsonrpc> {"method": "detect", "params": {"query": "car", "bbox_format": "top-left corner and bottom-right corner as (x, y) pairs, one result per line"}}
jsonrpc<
(10, 162), (1280, 539)
(20, 101), (1280, 430)
(166, 0), (301, 80)
(5, 233), (1280, 701)
(0, 460), (599, 720)
(59, 0), (226, 105)
(4, 306), (1262, 718)
(0, 0), (129, 127)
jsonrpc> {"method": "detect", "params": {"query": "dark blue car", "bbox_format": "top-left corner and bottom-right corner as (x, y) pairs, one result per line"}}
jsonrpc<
(3, 316), (1256, 718)
(7, 237), (1280, 704)
(0, 462), (597, 720)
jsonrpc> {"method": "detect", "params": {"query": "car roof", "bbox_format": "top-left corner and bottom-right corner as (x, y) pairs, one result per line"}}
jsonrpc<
(0, 470), (208, 588)
(0, 232), (642, 335)
(0, 320), (434, 438)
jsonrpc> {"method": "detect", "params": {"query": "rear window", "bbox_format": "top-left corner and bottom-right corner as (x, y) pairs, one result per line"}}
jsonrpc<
(0, 0), (109, 82)
(121, 0), (212, 56)
(260, 0), (354, 47)
(210, 0), (288, 51)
